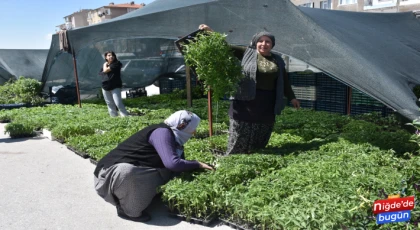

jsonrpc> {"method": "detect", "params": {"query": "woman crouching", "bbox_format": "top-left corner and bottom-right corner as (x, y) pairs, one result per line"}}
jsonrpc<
(93, 110), (214, 222)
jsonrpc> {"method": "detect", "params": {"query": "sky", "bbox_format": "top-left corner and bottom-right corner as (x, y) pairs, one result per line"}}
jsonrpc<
(0, 0), (155, 49)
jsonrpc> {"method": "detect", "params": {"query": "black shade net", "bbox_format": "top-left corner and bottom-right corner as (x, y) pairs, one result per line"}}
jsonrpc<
(0, 49), (48, 84)
(25, 0), (420, 120)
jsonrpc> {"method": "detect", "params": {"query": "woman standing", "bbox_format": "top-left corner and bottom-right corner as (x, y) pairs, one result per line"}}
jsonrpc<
(198, 24), (300, 154)
(99, 51), (129, 117)
(94, 110), (214, 222)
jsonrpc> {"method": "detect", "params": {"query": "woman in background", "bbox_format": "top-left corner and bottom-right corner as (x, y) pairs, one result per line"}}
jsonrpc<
(99, 51), (129, 117)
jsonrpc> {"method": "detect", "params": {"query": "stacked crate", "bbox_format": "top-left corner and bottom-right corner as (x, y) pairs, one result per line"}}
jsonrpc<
(287, 72), (392, 116)
(159, 77), (197, 94)
(49, 86), (77, 105)
(126, 87), (147, 98)
(315, 73), (348, 114)
(350, 89), (393, 116)
(288, 72), (316, 109)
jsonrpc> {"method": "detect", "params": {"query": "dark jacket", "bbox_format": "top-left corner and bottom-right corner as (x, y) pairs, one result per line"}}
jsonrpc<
(99, 61), (123, 91)
(230, 46), (295, 115)
(93, 123), (172, 177)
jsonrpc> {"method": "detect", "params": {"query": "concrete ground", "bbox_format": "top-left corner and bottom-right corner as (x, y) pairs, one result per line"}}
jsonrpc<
(0, 124), (230, 230)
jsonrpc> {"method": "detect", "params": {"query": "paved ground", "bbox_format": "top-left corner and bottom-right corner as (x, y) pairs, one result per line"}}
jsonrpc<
(0, 124), (230, 230)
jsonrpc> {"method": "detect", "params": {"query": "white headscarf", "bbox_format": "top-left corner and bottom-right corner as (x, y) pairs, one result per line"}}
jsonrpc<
(164, 110), (200, 156)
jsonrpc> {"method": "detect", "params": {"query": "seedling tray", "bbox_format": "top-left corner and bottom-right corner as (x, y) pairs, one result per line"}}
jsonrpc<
(168, 212), (217, 226)
(55, 138), (65, 144)
(9, 133), (35, 139)
(127, 112), (142, 116)
(67, 146), (89, 158)
(220, 218), (255, 230)
(174, 29), (202, 55)
(209, 148), (225, 156)
(34, 130), (43, 136)
(0, 103), (27, 110)
(90, 159), (98, 165)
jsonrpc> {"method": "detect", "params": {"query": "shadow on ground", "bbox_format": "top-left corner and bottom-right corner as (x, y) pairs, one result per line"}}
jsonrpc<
(142, 195), (225, 228)
(0, 136), (47, 143)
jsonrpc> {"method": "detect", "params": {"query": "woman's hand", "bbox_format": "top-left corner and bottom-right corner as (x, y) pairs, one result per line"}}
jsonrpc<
(291, 99), (300, 109)
(102, 62), (111, 73)
(198, 161), (215, 171)
(198, 24), (213, 32)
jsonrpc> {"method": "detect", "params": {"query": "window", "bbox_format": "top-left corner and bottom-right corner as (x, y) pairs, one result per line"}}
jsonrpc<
(364, 0), (373, 6)
(300, 2), (313, 7)
(320, 0), (332, 9)
(340, 0), (357, 4)
(106, 9), (111, 15)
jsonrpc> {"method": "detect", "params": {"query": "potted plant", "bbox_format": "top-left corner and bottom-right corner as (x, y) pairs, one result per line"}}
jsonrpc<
(181, 31), (243, 100)
(4, 122), (35, 138)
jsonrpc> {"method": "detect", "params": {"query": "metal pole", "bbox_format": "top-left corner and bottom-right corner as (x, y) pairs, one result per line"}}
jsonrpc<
(186, 65), (192, 107)
(207, 86), (213, 137)
(347, 86), (352, 115)
(72, 48), (82, 108)
(284, 55), (290, 72)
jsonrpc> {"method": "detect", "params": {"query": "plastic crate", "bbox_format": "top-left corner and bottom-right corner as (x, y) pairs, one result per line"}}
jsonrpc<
(49, 86), (77, 105)
(126, 87), (147, 98)
(316, 87), (347, 101)
(288, 71), (317, 102)
(316, 101), (347, 114)
(316, 73), (345, 86)
(289, 72), (393, 117)
(291, 86), (316, 101)
(315, 73), (348, 113)
(288, 99), (316, 109)
(350, 104), (383, 115)
(288, 72), (316, 87)
(351, 89), (383, 106)
(159, 77), (197, 94)
(350, 89), (393, 116)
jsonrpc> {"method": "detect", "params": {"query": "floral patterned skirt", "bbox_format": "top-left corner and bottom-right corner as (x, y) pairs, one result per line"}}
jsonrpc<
(226, 118), (274, 154)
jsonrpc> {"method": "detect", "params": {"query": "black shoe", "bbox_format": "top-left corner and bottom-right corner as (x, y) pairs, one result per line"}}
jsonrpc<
(116, 205), (151, 222)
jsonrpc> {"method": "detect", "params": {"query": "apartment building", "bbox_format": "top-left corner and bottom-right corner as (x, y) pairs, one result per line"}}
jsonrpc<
(56, 2), (145, 31)
(292, 0), (420, 13)
(87, 2), (145, 25)
(62, 9), (91, 30)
